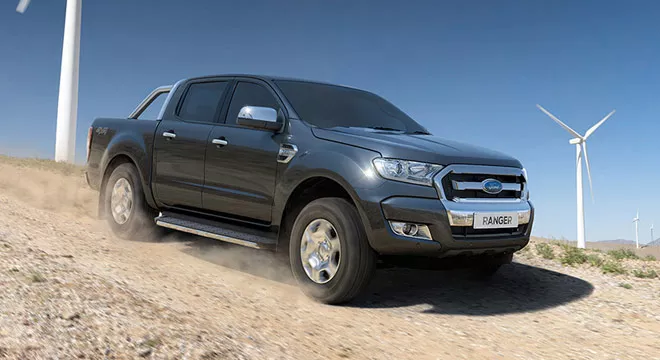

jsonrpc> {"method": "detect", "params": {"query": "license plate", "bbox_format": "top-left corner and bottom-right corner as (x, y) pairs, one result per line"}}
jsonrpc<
(473, 212), (518, 229)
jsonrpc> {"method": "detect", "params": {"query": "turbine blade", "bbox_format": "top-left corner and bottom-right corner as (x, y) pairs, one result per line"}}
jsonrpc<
(582, 142), (594, 203)
(16, 0), (31, 13)
(584, 110), (615, 139)
(536, 105), (583, 139)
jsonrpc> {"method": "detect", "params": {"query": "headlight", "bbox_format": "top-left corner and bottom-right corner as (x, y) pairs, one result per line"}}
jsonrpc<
(372, 158), (443, 186)
(522, 167), (528, 181)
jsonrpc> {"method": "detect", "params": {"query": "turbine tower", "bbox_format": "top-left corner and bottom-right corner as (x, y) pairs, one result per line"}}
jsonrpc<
(651, 224), (654, 245)
(16, 0), (82, 163)
(537, 105), (615, 249)
(633, 211), (640, 249)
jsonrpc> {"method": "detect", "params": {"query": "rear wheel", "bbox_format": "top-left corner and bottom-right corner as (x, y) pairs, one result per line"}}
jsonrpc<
(103, 163), (159, 240)
(289, 198), (376, 304)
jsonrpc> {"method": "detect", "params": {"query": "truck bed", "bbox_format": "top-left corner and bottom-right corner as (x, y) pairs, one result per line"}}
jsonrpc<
(86, 118), (159, 192)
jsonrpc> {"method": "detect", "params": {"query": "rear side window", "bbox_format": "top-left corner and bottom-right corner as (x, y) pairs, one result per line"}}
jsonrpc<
(178, 81), (228, 123)
(225, 82), (279, 125)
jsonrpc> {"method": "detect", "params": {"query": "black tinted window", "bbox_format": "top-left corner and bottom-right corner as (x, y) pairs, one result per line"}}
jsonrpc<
(178, 82), (228, 122)
(275, 80), (428, 134)
(226, 82), (279, 125)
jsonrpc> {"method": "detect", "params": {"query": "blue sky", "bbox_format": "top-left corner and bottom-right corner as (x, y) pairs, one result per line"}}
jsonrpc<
(0, 0), (659, 242)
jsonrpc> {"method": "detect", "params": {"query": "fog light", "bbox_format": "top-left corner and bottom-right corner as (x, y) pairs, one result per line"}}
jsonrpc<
(402, 223), (418, 236)
(389, 221), (432, 240)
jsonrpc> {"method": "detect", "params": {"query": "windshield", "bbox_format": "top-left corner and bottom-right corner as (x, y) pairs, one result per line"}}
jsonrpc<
(274, 80), (430, 134)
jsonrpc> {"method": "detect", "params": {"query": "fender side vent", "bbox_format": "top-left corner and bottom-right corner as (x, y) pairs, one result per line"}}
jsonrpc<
(277, 144), (298, 164)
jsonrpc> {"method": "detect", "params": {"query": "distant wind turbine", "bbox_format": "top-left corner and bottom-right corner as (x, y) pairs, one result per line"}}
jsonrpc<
(537, 105), (615, 249)
(16, 0), (82, 163)
(633, 210), (640, 249)
(651, 224), (654, 245)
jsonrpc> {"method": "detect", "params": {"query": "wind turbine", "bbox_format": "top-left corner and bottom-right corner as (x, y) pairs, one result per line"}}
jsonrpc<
(16, 0), (82, 163)
(537, 105), (615, 249)
(650, 224), (654, 245)
(633, 211), (640, 249)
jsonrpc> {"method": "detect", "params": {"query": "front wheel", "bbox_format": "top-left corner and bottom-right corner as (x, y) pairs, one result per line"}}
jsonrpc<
(289, 198), (377, 304)
(103, 163), (159, 240)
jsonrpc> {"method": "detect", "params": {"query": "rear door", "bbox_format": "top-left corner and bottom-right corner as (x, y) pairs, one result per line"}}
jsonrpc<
(202, 79), (284, 223)
(152, 79), (231, 210)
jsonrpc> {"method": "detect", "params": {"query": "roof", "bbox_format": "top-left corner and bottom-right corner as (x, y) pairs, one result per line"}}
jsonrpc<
(179, 74), (362, 91)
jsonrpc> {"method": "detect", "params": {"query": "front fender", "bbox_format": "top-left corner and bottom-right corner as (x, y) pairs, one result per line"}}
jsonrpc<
(272, 142), (385, 246)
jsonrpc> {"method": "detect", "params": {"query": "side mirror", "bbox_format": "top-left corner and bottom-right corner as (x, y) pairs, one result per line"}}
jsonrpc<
(236, 105), (282, 131)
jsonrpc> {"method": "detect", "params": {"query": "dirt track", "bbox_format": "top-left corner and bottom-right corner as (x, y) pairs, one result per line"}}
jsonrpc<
(1, 162), (659, 359)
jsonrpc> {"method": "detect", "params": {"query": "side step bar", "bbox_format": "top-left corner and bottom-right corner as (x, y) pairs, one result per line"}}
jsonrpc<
(155, 214), (277, 250)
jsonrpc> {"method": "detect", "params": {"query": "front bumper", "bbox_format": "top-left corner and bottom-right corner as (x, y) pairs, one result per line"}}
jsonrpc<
(360, 195), (534, 257)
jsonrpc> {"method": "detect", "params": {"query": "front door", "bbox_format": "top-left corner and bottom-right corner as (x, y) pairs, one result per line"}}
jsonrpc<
(202, 80), (283, 223)
(152, 80), (231, 209)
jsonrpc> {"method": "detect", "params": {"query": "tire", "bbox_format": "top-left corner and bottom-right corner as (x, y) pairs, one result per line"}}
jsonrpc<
(289, 198), (376, 304)
(103, 163), (159, 240)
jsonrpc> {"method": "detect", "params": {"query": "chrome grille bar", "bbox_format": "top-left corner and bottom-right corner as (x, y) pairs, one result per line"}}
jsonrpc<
(451, 180), (521, 192)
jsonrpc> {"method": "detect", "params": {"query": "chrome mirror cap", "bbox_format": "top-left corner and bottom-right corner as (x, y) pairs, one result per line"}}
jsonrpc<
(237, 105), (278, 123)
(236, 105), (282, 131)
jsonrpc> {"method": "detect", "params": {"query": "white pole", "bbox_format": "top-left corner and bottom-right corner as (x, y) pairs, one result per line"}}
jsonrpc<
(54, 0), (82, 163)
(576, 143), (586, 249)
(635, 220), (639, 249)
(651, 225), (654, 244)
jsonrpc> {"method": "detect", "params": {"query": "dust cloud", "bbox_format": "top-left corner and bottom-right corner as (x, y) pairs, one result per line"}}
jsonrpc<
(0, 159), (293, 284)
(0, 163), (97, 218)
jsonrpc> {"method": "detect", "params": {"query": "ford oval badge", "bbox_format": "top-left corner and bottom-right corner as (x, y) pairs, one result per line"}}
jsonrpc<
(482, 179), (503, 194)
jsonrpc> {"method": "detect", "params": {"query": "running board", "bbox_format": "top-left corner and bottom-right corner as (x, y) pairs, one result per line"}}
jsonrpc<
(155, 214), (277, 250)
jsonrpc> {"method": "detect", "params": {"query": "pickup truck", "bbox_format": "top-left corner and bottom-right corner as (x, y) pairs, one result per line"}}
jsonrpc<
(85, 74), (534, 304)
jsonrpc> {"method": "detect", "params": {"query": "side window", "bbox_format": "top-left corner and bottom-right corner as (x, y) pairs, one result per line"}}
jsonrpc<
(178, 81), (228, 123)
(225, 82), (279, 125)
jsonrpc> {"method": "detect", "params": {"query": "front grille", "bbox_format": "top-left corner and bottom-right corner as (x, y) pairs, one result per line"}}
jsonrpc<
(451, 224), (528, 239)
(440, 173), (524, 201)
(435, 165), (531, 240)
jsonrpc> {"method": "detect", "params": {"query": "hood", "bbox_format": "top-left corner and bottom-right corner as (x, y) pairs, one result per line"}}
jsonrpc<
(311, 127), (522, 168)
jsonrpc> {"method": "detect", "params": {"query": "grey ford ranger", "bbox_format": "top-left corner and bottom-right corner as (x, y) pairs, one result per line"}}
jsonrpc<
(85, 74), (534, 304)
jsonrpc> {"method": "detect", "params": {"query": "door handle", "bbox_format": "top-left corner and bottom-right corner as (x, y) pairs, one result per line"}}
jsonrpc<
(163, 131), (176, 139)
(212, 138), (228, 146)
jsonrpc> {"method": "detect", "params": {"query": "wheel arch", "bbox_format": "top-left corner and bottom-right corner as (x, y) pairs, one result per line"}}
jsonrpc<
(98, 153), (154, 219)
(275, 173), (366, 253)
